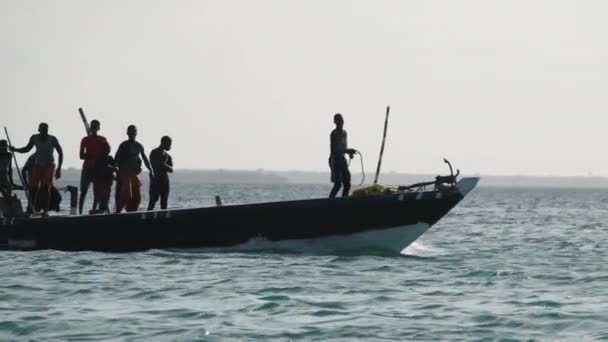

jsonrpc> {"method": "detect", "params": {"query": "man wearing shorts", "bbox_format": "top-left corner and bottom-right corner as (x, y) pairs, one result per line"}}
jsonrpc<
(115, 125), (153, 212)
(147, 136), (173, 210)
(79, 120), (107, 214)
(329, 113), (356, 198)
(11, 123), (63, 216)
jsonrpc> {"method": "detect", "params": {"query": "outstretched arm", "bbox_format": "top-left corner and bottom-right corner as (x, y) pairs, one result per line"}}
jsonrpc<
(54, 137), (63, 179)
(140, 146), (154, 177)
(11, 136), (34, 154)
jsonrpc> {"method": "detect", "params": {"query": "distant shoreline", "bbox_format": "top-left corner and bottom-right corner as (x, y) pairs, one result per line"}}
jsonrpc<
(15, 168), (608, 189)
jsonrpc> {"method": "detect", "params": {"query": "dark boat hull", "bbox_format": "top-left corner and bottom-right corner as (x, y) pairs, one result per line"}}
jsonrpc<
(0, 178), (478, 252)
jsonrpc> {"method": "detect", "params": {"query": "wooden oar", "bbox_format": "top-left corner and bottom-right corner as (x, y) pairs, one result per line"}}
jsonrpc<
(79, 107), (91, 136)
(373, 106), (390, 185)
(4, 127), (33, 210)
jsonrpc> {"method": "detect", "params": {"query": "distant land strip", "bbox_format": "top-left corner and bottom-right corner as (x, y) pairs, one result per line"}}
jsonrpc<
(13, 168), (608, 189)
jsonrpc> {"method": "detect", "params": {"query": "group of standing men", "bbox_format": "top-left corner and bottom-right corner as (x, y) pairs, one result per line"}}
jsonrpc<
(1, 121), (173, 216)
(1, 112), (357, 217)
(77, 121), (174, 214)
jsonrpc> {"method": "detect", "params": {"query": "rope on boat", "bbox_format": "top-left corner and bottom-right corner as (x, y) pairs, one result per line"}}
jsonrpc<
(356, 151), (365, 187)
(348, 151), (365, 188)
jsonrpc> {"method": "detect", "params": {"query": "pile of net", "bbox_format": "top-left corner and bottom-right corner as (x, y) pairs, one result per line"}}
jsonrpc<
(351, 184), (398, 197)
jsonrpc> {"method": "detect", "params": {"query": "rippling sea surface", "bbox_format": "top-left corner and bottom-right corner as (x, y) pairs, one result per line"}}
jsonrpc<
(2, 183), (608, 341)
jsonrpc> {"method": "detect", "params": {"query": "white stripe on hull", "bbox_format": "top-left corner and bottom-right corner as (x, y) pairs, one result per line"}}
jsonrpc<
(304, 223), (431, 254)
(203, 222), (433, 255)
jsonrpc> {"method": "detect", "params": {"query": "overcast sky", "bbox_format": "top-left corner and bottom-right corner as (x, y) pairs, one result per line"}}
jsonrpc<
(1, 0), (607, 176)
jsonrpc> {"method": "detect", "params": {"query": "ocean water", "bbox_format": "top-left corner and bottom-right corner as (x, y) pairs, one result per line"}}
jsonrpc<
(1, 184), (608, 341)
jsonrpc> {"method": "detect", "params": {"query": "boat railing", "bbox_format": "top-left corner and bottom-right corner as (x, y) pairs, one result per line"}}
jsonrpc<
(397, 181), (437, 193)
(397, 181), (457, 193)
(397, 158), (460, 193)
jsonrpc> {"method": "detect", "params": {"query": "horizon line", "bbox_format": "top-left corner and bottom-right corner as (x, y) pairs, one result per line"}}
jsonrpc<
(54, 167), (608, 179)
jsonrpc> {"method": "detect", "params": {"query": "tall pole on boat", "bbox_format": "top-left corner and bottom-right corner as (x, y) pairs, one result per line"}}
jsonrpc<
(373, 106), (390, 185)
(4, 127), (33, 210)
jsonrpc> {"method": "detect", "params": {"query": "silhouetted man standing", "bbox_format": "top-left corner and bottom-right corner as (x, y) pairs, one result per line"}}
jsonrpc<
(10, 122), (63, 216)
(148, 136), (173, 210)
(115, 125), (153, 212)
(329, 113), (356, 198)
(79, 119), (107, 214)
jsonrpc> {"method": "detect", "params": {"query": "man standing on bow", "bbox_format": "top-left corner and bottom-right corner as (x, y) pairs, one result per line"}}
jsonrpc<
(147, 136), (173, 210)
(10, 122), (64, 216)
(329, 113), (356, 198)
(79, 119), (107, 214)
(115, 125), (153, 212)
